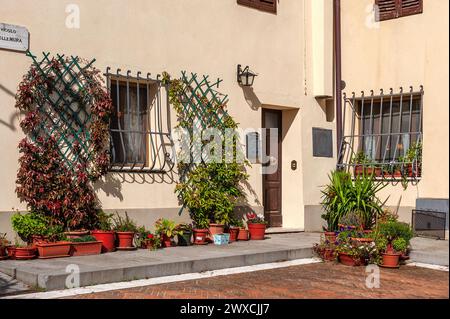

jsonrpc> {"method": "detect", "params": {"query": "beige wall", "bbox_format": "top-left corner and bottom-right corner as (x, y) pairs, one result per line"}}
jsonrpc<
(1, 0), (337, 234)
(341, 0), (449, 208)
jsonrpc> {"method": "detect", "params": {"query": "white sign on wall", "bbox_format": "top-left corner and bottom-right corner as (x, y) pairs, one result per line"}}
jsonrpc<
(0, 23), (29, 52)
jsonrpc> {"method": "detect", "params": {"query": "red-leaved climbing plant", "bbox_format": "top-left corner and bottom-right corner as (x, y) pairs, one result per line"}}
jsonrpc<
(15, 54), (112, 229)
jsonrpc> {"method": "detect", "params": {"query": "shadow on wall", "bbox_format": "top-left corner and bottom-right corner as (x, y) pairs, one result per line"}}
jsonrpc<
(241, 86), (262, 110)
(94, 171), (177, 202)
(0, 83), (22, 131)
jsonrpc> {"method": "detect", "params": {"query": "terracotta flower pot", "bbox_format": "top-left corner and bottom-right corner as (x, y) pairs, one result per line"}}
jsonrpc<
(36, 242), (71, 259)
(116, 232), (135, 248)
(91, 230), (116, 253)
(338, 252), (363, 267)
(64, 230), (90, 240)
(193, 229), (208, 245)
(70, 241), (102, 256)
(6, 246), (16, 260)
(0, 246), (8, 260)
(14, 247), (37, 260)
(31, 235), (49, 246)
(381, 252), (401, 268)
(208, 224), (225, 241)
(161, 234), (173, 248)
(248, 223), (266, 240)
(227, 227), (240, 243)
(237, 228), (249, 241)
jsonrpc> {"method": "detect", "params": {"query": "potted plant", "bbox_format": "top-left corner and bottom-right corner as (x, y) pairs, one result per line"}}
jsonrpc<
(226, 219), (241, 243)
(35, 223), (72, 259)
(11, 212), (50, 246)
(155, 218), (179, 248)
(176, 223), (193, 246)
(313, 235), (337, 262)
(192, 219), (210, 245)
(246, 213), (267, 240)
(335, 239), (377, 267)
(351, 151), (381, 177)
(13, 242), (37, 260)
(0, 233), (10, 260)
(376, 220), (413, 268)
(112, 212), (138, 250)
(64, 229), (90, 240)
(70, 235), (103, 256)
(91, 210), (116, 253)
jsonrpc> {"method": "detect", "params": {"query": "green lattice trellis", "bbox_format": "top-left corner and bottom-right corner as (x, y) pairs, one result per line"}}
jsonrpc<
(24, 51), (99, 172)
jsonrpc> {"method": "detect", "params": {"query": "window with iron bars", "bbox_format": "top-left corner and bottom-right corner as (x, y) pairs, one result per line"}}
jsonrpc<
(106, 69), (175, 173)
(338, 87), (423, 181)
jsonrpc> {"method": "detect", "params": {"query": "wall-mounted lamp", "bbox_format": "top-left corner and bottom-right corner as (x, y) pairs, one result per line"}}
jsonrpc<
(237, 64), (258, 87)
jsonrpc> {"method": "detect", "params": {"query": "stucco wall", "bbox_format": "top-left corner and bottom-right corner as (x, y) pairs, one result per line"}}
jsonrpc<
(340, 0), (449, 209)
(1, 0), (331, 234)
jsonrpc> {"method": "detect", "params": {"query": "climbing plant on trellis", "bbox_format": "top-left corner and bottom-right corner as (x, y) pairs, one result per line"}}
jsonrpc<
(164, 71), (249, 227)
(15, 51), (112, 229)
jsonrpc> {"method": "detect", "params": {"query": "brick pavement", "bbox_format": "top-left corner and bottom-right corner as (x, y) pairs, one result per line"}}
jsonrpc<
(67, 262), (449, 299)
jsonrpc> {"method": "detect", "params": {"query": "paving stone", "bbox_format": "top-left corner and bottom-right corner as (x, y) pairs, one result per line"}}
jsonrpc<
(67, 263), (449, 299)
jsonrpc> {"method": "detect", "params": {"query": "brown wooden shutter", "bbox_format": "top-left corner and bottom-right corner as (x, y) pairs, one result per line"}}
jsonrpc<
(237, 0), (277, 14)
(375, 0), (423, 21)
(375, 0), (399, 21)
(399, 0), (423, 17)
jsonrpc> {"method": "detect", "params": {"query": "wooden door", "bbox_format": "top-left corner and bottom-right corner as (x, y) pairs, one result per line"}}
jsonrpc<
(262, 109), (282, 227)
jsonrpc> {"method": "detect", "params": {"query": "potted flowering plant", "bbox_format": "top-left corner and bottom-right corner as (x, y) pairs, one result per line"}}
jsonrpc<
(70, 235), (102, 256)
(226, 218), (241, 243)
(313, 235), (337, 262)
(335, 240), (377, 267)
(135, 226), (160, 250)
(91, 210), (116, 253)
(175, 223), (193, 246)
(246, 212), (267, 240)
(155, 218), (180, 248)
(112, 212), (138, 250)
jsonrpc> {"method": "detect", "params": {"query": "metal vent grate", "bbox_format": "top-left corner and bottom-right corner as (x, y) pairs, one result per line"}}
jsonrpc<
(412, 209), (447, 239)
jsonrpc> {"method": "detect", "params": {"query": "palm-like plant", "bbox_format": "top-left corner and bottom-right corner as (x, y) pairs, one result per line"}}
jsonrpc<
(321, 170), (388, 231)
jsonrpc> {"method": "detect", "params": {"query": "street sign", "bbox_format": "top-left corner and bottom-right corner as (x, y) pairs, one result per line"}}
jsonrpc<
(0, 23), (29, 52)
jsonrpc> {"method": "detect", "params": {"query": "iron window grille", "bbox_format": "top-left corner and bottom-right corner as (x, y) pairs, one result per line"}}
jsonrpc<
(338, 86), (423, 182)
(105, 68), (175, 173)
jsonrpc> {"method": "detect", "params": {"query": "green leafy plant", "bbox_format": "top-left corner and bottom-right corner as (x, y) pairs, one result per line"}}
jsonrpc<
(71, 235), (97, 243)
(112, 212), (138, 233)
(320, 171), (353, 232)
(155, 218), (179, 238)
(175, 223), (193, 236)
(11, 212), (61, 244)
(377, 220), (413, 243)
(351, 151), (372, 165)
(392, 237), (408, 253)
(94, 210), (114, 231)
(321, 170), (387, 232)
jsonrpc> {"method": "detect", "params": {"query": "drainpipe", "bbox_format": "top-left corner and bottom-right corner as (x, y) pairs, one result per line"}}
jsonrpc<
(334, 0), (343, 160)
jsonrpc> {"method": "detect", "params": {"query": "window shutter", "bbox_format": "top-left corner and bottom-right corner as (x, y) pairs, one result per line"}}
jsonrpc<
(375, 0), (399, 21)
(400, 0), (423, 17)
(237, 0), (277, 14)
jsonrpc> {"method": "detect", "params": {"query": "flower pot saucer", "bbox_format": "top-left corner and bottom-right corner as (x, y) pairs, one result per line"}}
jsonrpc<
(38, 254), (71, 259)
(116, 247), (137, 251)
(378, 263), (400, 269)
(0, 256), (9, 260)
(193, 242), (209, 246)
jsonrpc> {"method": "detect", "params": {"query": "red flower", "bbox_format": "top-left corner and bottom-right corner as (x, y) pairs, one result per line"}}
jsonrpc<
(246, 212), (257, 220)
(147, 234), (154, 239)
